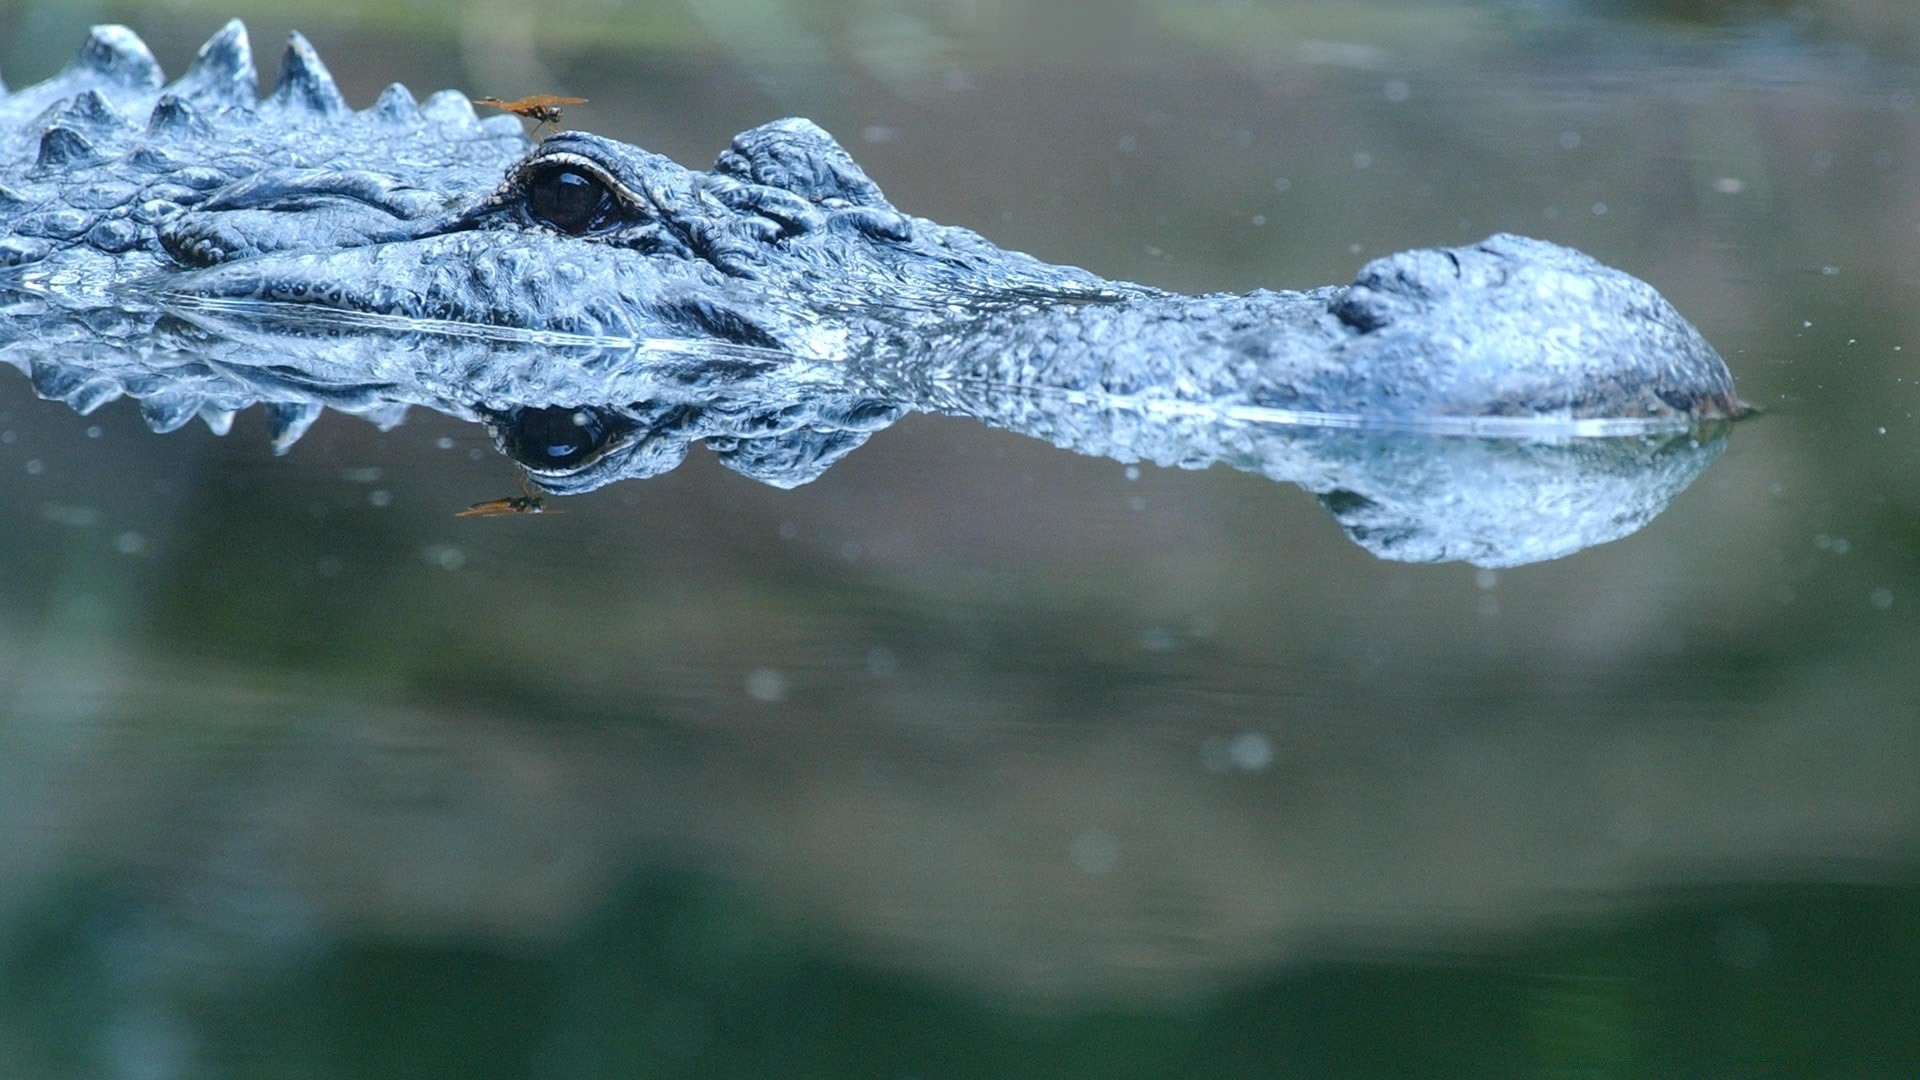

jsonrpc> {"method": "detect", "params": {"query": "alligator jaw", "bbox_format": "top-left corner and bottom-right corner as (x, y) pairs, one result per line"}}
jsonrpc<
(153, 228), (826, 355)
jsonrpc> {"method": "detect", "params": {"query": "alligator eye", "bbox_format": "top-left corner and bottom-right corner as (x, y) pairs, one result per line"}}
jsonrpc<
(494, 406), (624, 469)
(526, 165), (611, 234)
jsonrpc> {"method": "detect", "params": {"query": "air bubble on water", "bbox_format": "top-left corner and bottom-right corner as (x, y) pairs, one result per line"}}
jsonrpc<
(745, 668), (788, 703)
(1227, 732), (1273, 772)
(1869, 588), (1894, 610)
(422, 545), (465, 571)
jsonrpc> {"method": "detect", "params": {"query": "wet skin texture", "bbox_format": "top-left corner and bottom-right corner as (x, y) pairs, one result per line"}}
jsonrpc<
(1, 19), (1745, 441)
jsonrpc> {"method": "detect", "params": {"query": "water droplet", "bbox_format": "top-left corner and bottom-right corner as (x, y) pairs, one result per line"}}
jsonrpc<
(422, 545), (465, 571)
(1227, 732), (1273, 772)
(745, 668), (787, 703)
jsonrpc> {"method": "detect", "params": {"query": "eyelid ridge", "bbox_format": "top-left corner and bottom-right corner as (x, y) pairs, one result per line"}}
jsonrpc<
(521, 151), (648, 217)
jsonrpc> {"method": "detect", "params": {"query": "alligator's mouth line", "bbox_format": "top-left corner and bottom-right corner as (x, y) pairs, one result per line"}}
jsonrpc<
(154, 291), (815, 363)
(920, 374), (1734, 439)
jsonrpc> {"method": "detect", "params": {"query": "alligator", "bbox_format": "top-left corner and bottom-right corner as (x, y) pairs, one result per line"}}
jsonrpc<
(2, 20), (1745, 417)
(0, 22), (1744, 563)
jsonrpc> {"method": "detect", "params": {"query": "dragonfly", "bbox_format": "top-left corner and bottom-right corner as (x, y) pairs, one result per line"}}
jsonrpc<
(455, 493), (548, 517)
(473, 94), (588, 136)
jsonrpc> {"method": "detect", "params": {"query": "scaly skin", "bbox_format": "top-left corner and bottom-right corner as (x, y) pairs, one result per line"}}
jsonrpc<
(2, 20), (1745, 442)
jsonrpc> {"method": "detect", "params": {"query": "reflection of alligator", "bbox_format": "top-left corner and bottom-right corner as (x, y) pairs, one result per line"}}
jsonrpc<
(4, 21), (1744, 430)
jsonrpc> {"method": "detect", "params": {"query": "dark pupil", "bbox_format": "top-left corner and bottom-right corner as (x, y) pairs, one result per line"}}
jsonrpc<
(501, 406), (612, 468)
(527, 166), (609, 234)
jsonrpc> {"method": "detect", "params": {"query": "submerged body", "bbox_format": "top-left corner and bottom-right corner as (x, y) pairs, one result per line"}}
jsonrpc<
(0, 22), (1744, 433)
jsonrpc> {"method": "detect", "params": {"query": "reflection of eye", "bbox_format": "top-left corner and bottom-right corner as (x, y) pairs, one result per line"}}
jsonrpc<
(492, 406), (623, 469)
(526, 165), (612, 234)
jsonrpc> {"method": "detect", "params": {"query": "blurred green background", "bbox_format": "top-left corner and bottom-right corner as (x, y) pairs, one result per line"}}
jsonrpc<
(2, 0), (1918, 1075)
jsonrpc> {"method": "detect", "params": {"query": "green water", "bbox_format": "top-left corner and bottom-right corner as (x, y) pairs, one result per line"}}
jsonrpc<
(2, 0), (1917, 1075)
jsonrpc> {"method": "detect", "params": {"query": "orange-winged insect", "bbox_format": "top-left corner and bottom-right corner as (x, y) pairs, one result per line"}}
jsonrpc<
(456, 494), (548, 517)
(473, 94), (588, 135)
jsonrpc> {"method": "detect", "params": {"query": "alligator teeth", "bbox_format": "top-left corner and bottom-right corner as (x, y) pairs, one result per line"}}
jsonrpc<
(263, 401), (323, 454)
(61, 25), (164, 93)
(138, 389), (204, 433)
(267, 31), (347, 116)
(167, 18), (258, 109)
(370, 83), (422, 125)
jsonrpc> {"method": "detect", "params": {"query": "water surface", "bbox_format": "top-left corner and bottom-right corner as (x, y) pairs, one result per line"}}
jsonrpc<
(1, 0), (1916, 1074)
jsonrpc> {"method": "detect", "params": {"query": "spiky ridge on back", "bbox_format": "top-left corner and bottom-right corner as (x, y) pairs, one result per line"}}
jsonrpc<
(0, 20), (529, 276)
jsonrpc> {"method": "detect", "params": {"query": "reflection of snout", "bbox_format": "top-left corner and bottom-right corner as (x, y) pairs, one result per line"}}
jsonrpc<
(1313, 428), (1731, 567)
